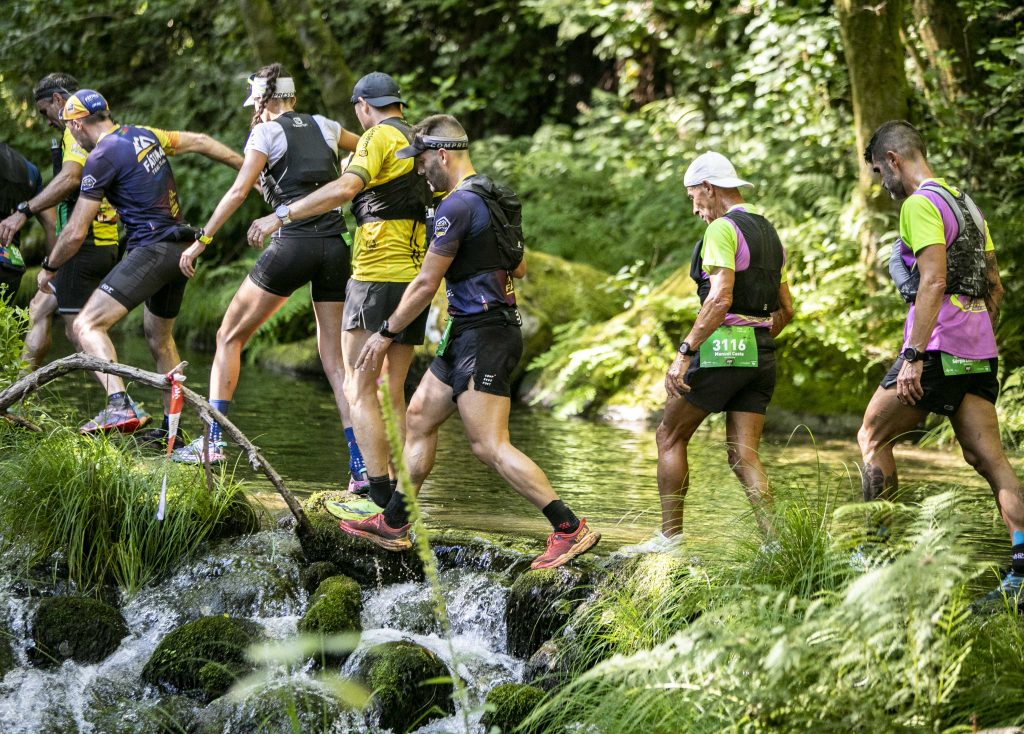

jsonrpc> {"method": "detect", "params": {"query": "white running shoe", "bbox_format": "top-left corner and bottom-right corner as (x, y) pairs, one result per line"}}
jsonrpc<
(171, 436), (227, 464)
(616, 531), (684, 557)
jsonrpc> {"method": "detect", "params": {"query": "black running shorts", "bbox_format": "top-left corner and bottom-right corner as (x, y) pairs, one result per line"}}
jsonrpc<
(343, 279), (428, 345)
(98, 241), (189, 319)
(683, 328), (777, 414)
(0, 267), (23, 303)
(880, 352), (999, 416)
(429, 323), (523, 400)
(55, 242), (118, 314)
(248, 234), (350, 302)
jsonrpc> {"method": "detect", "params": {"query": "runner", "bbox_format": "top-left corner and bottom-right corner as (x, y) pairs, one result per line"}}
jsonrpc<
(174, 64), (366, 480)
(246, 71), (431, 503)
(619, 152), (794, 556)
(336, 114), (601, 570)
(856, 120), (1024, 604)
(36, 89), (242, 433)
(0, 142), (52, 302)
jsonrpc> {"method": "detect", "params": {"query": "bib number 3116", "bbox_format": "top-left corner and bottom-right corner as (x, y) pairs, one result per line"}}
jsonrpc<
(699, 326), (758, 368)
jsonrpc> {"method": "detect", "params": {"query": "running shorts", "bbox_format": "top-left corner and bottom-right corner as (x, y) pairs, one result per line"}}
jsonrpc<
(343, 279), (428, 345)
(248, 234), (350, 302)
(683, 328), (777, 414)
(98, 241), (189, 319)
(880, 352), (999, 416)
(55, 241), (118, 314)
(429, 323), (523, 400)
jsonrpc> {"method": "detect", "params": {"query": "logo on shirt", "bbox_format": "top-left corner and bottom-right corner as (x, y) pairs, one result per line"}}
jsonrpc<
(434, 216), (451, 237)
(291, 117), (307, 128)
(81, 175), (97, 190)
(133, 134), (157, 159)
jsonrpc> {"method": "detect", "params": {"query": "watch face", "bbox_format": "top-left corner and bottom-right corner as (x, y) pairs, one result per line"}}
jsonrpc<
(275, 205), (289, 219)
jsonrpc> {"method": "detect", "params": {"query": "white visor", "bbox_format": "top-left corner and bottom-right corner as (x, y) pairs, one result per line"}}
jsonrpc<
(243, 76), (297, 107)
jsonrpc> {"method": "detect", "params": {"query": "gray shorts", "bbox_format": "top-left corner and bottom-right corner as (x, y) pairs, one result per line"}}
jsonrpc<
(342, 279), (429, 345)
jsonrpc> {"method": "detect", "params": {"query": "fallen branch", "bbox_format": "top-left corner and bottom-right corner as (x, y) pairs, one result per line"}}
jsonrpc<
(0, 353), (310, 534)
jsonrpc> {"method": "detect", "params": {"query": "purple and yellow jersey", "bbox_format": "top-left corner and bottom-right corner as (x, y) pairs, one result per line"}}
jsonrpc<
(60, 127), (118, 247)
(78, 125), (183, 250)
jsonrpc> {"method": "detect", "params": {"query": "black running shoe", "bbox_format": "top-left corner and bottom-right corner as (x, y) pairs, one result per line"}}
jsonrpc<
(134, 427), (186, 451)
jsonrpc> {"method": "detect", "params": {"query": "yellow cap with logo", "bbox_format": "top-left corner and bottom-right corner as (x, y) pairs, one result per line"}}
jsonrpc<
(59, 89), (109, 121)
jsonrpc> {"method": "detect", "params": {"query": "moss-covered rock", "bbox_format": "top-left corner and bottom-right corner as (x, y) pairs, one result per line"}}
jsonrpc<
(300, 560), (340, 595)
(30, 596), (128, 666)
(0, 626), (16, 677)
(141, 615), (262, 701)
(356, 640), (455, 733)
(208, 492), (265, 539)
(299, 575), (363, 666)
(429, 528), (537, 575)
(299, 491), (424, 586)
(482, 683), (546, 732)
(523, 639), (571, 692)
(504, 567), (591, 659)
(196, 679), (357, 734)
(256, 335), (323, 377)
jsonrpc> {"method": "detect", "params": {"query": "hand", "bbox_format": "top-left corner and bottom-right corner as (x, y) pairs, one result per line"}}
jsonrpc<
(247, 213), (281, 248)
(895, 358), (925, 406)
(37, 268), (56, 295)
(179, 240), (206, 278)
(356, 332), (393, 372)
(0, 212), (28, 247)
(664, 353), (692, 398)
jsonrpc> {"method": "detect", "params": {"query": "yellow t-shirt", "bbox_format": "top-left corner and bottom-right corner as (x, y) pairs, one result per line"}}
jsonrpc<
(61, 127), (118, 247)
(346, 121), (426, 282)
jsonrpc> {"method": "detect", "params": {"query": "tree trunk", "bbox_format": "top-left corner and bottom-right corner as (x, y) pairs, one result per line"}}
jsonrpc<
(237, 0), (283, 66)
(289, 0), (358, 130)
(910, 0), (975, 104)
(836, 0), (910, 288)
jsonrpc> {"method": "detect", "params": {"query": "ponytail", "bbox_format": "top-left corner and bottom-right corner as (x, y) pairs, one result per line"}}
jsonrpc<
(250, 63), (288, 130)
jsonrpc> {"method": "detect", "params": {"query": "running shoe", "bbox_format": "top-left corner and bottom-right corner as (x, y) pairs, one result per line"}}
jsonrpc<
(347, 476), (370, 496)
(80, 399), (151, 434)
(615, 531), (683, 558)
(171, 436), (227, 465)
(135, 427), (187, 451)
(326, 498), (382, 521)
(531, 519), (601, 570)
(979, 570), (1024, 609)
(338, 513), (412, 551)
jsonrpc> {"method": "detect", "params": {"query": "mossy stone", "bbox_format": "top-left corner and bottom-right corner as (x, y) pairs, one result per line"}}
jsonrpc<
(300, 561), (340, 595)
(299, 491), (424, 586)
(0, 626), (15, 677)
(208, 492), (265, 539)
(196, 679), (354, 734)
(30, 596), (128, 666)
(482, 683), (546, 732)
(141, 615), (262, 701)
(299, 575), (363, 667)
(357, 640), (455, 733)
(505, 567), (590, 659)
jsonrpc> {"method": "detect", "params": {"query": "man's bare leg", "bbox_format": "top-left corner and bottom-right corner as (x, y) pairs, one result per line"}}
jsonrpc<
(656, 396), (710, 537)
(856, 386), (928, 502)
(726, 410), (772, 535)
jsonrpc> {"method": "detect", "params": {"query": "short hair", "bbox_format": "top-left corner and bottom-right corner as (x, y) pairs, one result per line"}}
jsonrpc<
(80, 110), (111, 125)
(413, 114), (467, 140)
(33, 72), (79, 101)
(864, 120), (927, 164)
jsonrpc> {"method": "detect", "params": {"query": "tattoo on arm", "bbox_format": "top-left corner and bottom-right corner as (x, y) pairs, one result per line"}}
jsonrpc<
(862, 464), (897, 503)
(983, 251), (1002, 326)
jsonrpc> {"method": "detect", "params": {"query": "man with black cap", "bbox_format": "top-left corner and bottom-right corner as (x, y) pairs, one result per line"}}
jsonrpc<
(335, 113), (601, 570)
(619, 151), (794, 556)
(247, 71), (431, 510)
(38, 89), (242, 433)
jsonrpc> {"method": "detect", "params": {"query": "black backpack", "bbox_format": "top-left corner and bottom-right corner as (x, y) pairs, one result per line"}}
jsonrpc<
(462, 175), (525, 270)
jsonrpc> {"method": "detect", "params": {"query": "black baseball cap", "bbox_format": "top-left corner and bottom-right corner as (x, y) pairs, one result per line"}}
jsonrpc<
(350, 72), (404, 107)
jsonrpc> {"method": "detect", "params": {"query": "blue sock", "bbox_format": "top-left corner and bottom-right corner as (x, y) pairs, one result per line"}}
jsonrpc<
(209, 399), (231, 444)
(345, 426), (367, 480)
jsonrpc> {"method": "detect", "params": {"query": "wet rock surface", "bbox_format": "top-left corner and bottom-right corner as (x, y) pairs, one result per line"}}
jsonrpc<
(299, 560), (340, 595)
(29, 596), (128, 666)
(504, 566), (593, 659)
(196, 679), (354, 734)
(299, 574), (363, 666)
(482, 682), (546, 732)
(356, 640), (456, 733)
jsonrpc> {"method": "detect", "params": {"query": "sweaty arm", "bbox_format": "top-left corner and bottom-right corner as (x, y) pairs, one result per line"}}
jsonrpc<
(681, 267), (735, 349)
(291, 172), (365, 220)
(905, 244), (946, 351)
(173, 131), (244, 170)
(770, 282), (795, 338)
(0, 160), (82, 246)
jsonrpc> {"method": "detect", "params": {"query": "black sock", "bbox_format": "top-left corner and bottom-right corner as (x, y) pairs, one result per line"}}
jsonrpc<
(1012, 543), (1024, 576)
(368, 475), (393, 509)
(160, 414), (170, 433)
(542, 499), (580, 534)
(109, 391), (128, 407)
(383, 492), (410, 528)
(390, 478), (398, 492)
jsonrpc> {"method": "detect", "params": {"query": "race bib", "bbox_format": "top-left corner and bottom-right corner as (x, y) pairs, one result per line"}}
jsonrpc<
(940, 352), (991, 376)
(436, 318), (453, 357)
(699, 326), (758, 368)
(0, 245), (24, 268)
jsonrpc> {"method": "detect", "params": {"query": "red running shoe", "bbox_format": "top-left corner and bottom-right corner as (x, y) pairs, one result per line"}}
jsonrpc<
(338, 513), (412, 551)
(531, 519), (601, 570)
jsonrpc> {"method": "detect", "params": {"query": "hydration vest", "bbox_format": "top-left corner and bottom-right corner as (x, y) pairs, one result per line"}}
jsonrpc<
(888, 181), (988, 303)
(445, 194), (505, 285)
(689, 209), (784, 317)
(349, 118), (430, 227)
(260, 112), (346, 237)
(0, 144), (36, 269)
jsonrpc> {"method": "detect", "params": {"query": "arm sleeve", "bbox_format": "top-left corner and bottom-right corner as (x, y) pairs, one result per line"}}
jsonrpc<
(899, 194), (946, 255)
(78, 155), (116, 202)
(346, 126), (386, 185)
(700, 218), (738, 271)
(428, 196), (473, 257)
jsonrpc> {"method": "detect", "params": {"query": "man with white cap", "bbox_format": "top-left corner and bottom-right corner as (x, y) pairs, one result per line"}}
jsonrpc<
(620, 151), (794, 555)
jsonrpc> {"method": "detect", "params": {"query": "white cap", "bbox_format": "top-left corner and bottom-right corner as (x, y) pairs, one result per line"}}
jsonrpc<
(243, 76), (297, 107)
(683, 151), (754, 189)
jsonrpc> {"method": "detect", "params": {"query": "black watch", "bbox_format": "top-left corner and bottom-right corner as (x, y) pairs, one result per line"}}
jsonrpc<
(901, 346), (924, 363)
(379, 320), (399, 340)
(16, 201), (32, 217)
(678, 341), (696, 357)
(40, 256), (59, 273)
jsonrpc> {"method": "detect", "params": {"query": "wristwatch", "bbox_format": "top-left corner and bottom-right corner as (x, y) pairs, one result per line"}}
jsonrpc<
(196, 228), (213, 245)
(40, 256), (59, 273)
(15, 201), (32, 217)
(901, 346), (924, 363)
(678, 341), (697, 357)
(274, 204), (291, 225)
(379, 320), (399, 340)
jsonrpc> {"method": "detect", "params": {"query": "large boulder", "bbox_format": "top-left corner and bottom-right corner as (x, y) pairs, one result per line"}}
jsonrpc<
(356, 640), (455, 733)
(299, 575), (363, 666)
(30, 596), (128, 666)
(196, 679), (356, 734)
(482, 683), (546, 733)
(142, 616), (263, 701)
(0, 625), (15, 677)
(298, 491), (424, 586)
(504, 567), (591, 659)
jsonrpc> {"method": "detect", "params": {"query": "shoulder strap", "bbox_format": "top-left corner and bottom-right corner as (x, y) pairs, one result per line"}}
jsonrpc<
(919, 181), (965, 237)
